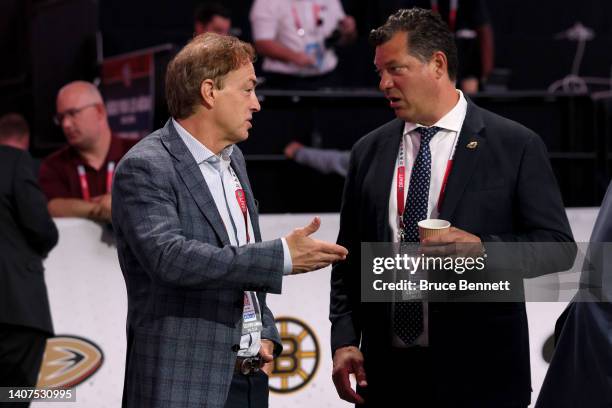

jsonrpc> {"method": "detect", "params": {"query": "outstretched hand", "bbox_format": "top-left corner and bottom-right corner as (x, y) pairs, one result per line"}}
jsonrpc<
(285, 217), (348, 274)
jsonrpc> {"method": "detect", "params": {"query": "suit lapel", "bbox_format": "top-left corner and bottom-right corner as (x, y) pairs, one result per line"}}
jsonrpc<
(229, 154), (262, 242)
(439, 101), (485, 221)
(373, 120), (404, 241)
(160, 120), (231, 246)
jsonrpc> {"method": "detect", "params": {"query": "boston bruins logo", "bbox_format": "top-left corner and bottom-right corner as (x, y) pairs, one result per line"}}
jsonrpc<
(37, 336), (104, 388)
(269, 317), (319, 394)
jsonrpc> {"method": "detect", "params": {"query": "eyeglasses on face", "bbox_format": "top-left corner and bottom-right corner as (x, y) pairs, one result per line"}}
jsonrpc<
(53, 102), (99, 125)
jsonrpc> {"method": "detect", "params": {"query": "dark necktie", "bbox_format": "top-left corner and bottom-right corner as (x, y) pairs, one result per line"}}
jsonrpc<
(393, 126), (440, 345)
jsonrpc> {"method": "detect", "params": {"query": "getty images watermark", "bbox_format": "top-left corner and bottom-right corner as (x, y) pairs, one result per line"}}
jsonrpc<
(360, 242), (611, 302)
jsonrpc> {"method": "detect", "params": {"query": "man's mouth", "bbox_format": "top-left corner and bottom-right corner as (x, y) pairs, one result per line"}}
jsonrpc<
(387, 96), (401, 107)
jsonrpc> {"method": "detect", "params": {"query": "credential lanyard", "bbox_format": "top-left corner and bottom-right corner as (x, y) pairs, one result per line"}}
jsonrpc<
(397, 129), (458, 231)
(292, 3), (322, 36)
(431, 0), (458, 32)
(228, 166), (250, 244)
(77, 161), (115, 201)
(227, 166), (262, 338)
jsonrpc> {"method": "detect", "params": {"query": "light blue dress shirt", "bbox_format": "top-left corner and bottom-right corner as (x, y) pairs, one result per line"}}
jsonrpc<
(173, 119), (292, 356)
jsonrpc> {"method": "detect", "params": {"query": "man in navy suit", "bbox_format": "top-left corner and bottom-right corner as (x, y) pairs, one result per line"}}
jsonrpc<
(330, 8), (574, 407)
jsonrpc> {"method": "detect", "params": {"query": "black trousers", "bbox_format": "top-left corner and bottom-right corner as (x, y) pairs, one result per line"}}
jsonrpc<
(223, 371), (269, 408)
(0, 323), (49, 407)
(357, 347), (433, 408)
(356, 347), (528, 408)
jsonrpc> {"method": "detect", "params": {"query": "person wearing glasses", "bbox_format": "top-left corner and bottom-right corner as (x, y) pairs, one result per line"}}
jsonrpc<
(39, 81), (135, 223)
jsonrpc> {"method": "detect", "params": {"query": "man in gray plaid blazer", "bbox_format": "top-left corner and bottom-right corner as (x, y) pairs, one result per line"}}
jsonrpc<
(112, 33), (347, 408)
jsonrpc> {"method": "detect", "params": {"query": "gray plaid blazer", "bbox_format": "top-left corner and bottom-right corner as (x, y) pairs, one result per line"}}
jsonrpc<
(112, 120), (284, 407)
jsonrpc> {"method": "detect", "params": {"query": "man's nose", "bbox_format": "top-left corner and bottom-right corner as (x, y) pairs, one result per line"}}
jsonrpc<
(61, 115), (73, 128)
(379, 72), (393, 92)
(251, 93), (261, 112)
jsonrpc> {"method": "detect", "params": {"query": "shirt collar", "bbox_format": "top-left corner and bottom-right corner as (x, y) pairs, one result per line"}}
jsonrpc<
(172, 118), (234, 168)
(403, 90), (467, 136)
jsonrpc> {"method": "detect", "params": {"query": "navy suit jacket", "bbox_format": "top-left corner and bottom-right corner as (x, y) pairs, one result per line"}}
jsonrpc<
(330, 100), (575, 406)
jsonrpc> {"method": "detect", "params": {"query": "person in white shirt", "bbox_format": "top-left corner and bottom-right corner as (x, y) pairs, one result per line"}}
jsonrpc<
(250, 0), (356, 89)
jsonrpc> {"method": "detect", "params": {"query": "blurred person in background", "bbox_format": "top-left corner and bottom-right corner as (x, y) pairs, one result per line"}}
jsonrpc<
(353, 0), (494, 93)
(194, 2), (232, 36)
(0, 113), (58, 406)
(250, 0), (357, 89)
(39, 81), (134, 224)
(284, 140), (349, 177)
(415, 0), (494, 93)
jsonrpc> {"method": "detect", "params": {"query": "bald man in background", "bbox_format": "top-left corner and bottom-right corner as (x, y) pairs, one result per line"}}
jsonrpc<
(39, 81), (134, 223)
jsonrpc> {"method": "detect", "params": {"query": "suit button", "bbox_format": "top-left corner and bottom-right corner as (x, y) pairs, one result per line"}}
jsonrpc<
(231, 344), (239, 352)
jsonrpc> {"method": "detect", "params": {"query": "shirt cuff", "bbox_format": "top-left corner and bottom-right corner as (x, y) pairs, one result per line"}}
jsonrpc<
(280, 237), (293, 275)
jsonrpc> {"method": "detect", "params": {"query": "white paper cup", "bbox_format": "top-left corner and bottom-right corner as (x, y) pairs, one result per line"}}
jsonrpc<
(418, 219), (451, 241)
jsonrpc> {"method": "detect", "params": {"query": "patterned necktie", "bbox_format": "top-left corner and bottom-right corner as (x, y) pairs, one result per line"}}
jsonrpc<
(394, 126), (440, 345)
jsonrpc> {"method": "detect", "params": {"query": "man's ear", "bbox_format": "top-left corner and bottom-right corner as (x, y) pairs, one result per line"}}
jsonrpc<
(201, 79), (216, 107)
(94, 103), (106, 119)
(431, 51), (448, 80)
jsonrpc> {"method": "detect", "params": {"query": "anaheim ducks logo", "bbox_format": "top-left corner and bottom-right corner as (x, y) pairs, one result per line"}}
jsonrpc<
(269, 317), (319, 394)
(37, 336), (104, 388)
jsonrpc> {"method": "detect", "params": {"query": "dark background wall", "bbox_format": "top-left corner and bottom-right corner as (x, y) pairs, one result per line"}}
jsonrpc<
(487, 0), (612, 90)
(0, 0), (611, 210)
(3, 0), (612, 134)
(96, 0), (612, 90)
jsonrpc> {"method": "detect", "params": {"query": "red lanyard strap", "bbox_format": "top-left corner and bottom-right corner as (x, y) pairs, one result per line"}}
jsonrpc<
(396, 130), (457, 226)
(77, 161), (115, 201)
(291, 3), (322, 35)
(106, 161), (115, 194)
(229, 167), (250, 244)
(77, 165), (90, 201)
(396, 137), (407, 227)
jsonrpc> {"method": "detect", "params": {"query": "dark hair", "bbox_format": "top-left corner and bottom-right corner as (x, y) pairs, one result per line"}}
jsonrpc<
(0, 113), (29, 141)
(165, 33), (255, 119)
(369, 8), (458, 81)
(195, 2), (230, 25)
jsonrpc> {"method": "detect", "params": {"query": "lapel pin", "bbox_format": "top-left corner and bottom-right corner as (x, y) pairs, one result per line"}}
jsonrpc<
(466, 141), (478, 149)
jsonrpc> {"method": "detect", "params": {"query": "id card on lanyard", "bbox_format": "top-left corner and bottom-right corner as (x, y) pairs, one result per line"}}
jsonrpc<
(397, 129), (458, 240)
(228, 165), (263, 335)
(77, 161), (115, 201)
(242, 292), (263, 334)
